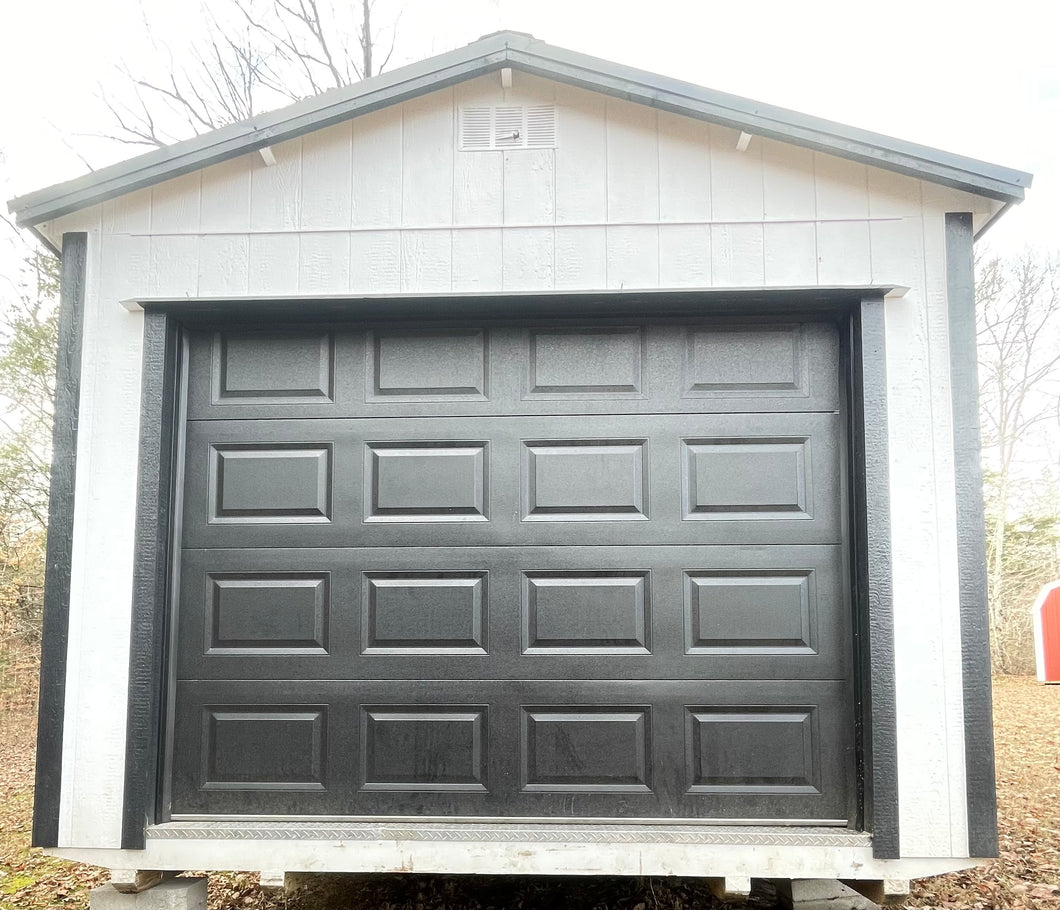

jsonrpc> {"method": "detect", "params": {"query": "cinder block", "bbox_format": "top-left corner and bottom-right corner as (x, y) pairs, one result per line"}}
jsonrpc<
(90, 877), (207, 910)
(776, 878), (881, 910)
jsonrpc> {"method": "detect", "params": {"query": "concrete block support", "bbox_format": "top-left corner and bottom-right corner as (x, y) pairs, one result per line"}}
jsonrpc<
(707, 875), (752, 902)
(775, 878), (881, 910)
(843, 878), (911, 904)
(90, 877), (207, 910)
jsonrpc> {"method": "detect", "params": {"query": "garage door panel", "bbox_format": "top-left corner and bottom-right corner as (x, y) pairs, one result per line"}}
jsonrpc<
(170, 314), (855, 826)
(182, 414), (842, 549)
(176, 546), (849, 681)
(184, 321), (840, 420)
(171, 680), (852, 821)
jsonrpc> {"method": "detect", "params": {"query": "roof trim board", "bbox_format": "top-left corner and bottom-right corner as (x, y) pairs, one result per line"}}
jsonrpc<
(8, 30), (1032, 229)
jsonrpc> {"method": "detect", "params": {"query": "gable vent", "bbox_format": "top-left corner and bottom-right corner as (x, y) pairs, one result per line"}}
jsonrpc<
(460, 105), (557, 150)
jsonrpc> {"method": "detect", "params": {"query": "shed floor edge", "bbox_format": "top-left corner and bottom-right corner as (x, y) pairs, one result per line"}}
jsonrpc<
(46, 837), (980, 881)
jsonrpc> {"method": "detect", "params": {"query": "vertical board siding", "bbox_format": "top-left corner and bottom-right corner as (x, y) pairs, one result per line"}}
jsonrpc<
(300, 122), (354, 230)
(149, 235), (199, 298)
(606, 101), (658, 222)
(353, 108), (403, 227)
(452, 229), (503, 291)
(763, 222), (816, 286)
(762, 140), (817, 221)
(502, 228), (554, 291)
(504, 149), (556, 225)
(197, 235), (250, 297)
(150, 172), (201, 234)
(250, 138), (302, 231)
(454, 151), (503, 225)
(46, 81), (993, 854)
(554, 226), (606, 290)
(873, 213), (968, 857)
(657, 113), (711, 223)
(401, 230), (452, 292)
(401, 91), (455, 227)
(658, 224), (711, 288)
(922, 215), (971, 857)
(817, 221), (872, 286)
(814, 153), (870, 220)
(62, 230), (144, 847)
(199, 156), (251, 232)
(868, 169), (922, 220)
(606, 225), (658, 290)
(554, 85), (607, 223)
(248, 233), (300, 296)
(710, 124), (765, 221)
(711, 223), (765, 286)
(102, 189), (152, 235)
(299, 232), (352, 295)
(350, 231), (401, 292)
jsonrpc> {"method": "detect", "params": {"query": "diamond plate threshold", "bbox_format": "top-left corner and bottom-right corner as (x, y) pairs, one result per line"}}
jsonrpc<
(149, 822), (871, 847)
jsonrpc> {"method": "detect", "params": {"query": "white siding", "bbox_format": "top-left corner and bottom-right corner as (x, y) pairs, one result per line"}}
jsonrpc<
(46, 72), (996, 859)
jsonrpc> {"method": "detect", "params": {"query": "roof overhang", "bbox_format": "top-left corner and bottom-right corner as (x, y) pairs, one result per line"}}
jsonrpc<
(7, 30), (1032, 232)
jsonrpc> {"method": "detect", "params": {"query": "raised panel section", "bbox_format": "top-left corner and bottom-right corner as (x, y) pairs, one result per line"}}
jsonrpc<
(362, 707), (487, 790)
(209, 444), (331, 523)
(685, 570), (814, 654)
(682, 438), (811, 520)
(368, 329), (488, 399)
(686, 707), (819, 794)
(684, 326), (807, 397)
(522, 707), (651, 792)
(523, 440), (648, 521)
(526, 326), (644, 397)
(523, 572), (649, 653)
(206, 573), (329, 653)
(366, 443), (488, 522)
(363, 573), (487, 653)
(213, 331), (333, 404)
(202, 707), (326, 789)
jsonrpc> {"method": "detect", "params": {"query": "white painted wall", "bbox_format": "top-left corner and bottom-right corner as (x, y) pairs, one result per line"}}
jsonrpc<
(42, 70), (1002, 861)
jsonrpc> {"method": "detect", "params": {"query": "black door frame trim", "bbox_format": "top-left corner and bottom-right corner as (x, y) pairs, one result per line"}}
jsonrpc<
(121, 292), (899, 857)
(32, 232), (87, 847)
(122, 313), (184, 848)
(849, 296), (899, 859)
(945, 212), (998, 859)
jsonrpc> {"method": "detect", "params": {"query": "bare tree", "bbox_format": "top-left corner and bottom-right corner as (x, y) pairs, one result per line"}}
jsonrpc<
(0, 214), (58, 649)
(977, 250), (1060, 672)
(102, 0), (400, 147)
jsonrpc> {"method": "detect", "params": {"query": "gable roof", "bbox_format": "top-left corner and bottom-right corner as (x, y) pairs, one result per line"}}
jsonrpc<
(8, 29), (1032, 232)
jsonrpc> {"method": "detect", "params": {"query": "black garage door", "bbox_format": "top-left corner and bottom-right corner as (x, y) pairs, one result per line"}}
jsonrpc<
(167, 315), (855, 823)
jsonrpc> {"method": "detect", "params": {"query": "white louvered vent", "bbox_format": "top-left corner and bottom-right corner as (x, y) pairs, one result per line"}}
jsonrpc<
(460, 105), (557, 150)
(460, 106), (492, 150)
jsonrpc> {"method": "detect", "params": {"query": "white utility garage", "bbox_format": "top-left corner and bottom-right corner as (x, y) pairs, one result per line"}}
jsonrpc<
(8, 28), (1031, 902)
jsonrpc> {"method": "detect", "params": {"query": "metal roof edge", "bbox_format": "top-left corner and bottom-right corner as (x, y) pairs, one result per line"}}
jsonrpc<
(504, 43), (1032, 203)
(8, 30), (1032, 227)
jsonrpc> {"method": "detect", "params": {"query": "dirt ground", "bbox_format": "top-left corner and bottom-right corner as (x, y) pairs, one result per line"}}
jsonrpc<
(1, 675), (1057, 910)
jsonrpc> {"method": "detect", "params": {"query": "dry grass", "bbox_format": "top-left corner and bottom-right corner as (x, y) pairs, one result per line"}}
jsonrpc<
(1, 672), (1057, 909)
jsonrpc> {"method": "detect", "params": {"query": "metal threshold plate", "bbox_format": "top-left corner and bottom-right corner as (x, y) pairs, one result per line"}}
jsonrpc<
(149, 821), (871, 847)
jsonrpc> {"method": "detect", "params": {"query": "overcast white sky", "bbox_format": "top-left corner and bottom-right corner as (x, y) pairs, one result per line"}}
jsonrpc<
(2, 0), (1057, 257)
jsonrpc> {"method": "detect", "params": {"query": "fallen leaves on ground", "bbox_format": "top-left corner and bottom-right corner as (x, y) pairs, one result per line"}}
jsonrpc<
(1, 676), (1057, 909)
(903, 676), (1060, 910)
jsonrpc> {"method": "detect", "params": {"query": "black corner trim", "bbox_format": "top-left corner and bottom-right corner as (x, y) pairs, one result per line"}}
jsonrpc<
(32, 232), (87, 847)
(853, 297), (900, 859)
(122, 313), (182, 849)
(946, 212), (999, 858)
